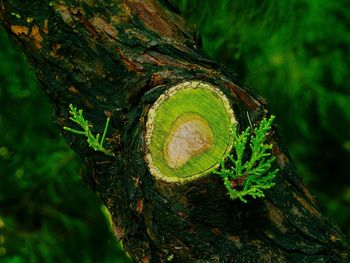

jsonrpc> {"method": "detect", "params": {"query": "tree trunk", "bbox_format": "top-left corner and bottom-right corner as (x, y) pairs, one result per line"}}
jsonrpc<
(1, 0), (349, 262)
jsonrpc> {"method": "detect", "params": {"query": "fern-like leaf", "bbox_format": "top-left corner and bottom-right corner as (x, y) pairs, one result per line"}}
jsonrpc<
(63, 104), (114, 156)
(214, 115), (278, 203)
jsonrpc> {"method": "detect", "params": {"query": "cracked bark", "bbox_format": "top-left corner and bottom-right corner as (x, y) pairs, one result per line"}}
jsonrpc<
(1, 0), (349, 262)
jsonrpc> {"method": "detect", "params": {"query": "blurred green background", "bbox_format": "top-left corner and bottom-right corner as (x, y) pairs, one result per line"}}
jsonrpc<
(0, 0), (349, 262)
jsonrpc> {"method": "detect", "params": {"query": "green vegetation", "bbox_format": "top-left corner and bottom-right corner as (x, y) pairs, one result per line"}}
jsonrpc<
(1, 0), (350, 261)
(214, 116), (278, 203)
(64, 104), (113, 156)
(146, 82), (234, 182)
(174, 0), (350, 240)
(10, 12), (21, 19)
(0, 27), (129, 262)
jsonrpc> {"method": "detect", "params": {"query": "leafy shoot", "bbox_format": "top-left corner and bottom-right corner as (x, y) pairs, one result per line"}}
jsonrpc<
(63, 104), (114, 156)
(214, 115), (278, 203)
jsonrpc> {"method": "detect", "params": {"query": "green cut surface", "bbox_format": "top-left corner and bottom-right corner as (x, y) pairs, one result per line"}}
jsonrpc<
(145, 81), (235, 183)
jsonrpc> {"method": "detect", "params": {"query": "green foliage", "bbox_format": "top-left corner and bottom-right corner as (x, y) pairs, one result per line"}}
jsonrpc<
(0, 27), (129, 262)
(10, 12), (21, 19)
(64, 104), (113, 156)
(215, 116), (278, 203)
(174, 0), (350, 241)
(1, 0), (350, 260)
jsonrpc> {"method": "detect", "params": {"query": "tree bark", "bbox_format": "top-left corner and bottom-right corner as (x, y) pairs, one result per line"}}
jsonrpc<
(1, 0), (349, 262)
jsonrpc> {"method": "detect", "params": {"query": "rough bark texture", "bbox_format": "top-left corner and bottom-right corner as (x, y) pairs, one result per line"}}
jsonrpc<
(1, 0), (349, 262)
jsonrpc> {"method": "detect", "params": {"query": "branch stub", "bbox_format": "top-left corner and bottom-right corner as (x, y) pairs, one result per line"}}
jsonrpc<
(145, 81), (237, 183)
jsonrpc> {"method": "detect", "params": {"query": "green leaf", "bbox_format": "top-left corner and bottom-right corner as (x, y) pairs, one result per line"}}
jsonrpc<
(63, 104), (114, 156)
(215, 115), (278, 203)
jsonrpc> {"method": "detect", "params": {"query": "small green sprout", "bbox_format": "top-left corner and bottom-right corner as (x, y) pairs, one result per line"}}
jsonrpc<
(167, 254), (174, 261)
(63, 104), (113, 156)
(214, 115), (278, 203)
(10, 12), (21, 19)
